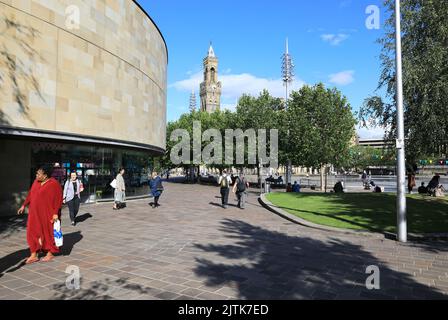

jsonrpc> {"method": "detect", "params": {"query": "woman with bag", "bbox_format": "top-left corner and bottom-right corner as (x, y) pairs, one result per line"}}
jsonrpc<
(113, 168), (126, 210)
(17, 165), (63, 264)
(149, 171), (163, 208)
(63, 171), (83, 226)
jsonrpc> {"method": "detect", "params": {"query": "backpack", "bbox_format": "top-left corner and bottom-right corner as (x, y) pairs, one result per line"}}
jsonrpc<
(236, 177), (246, 192)
(220, 176), (229, 188)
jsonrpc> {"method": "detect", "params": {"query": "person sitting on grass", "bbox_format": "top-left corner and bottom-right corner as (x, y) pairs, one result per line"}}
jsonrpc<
(292, 181), (301, 193)
(333, 181), (344, 193)
(418, 182), (428, 195)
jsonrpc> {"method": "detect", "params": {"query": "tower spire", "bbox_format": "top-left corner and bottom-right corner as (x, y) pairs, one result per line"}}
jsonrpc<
(208, 42), (215, 57)
(200, 43), (221, 113)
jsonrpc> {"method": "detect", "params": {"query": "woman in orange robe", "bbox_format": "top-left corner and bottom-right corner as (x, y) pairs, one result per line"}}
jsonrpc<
(18, 165), (63, 264)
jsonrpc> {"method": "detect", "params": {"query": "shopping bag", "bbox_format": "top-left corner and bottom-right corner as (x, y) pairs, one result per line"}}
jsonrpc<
(54, 220), (63, 247)
(110, 179), (117, 189)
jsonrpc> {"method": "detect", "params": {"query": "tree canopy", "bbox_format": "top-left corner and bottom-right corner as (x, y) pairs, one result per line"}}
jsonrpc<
(359, 0), (448, 161)
(163, 84), (357, 186)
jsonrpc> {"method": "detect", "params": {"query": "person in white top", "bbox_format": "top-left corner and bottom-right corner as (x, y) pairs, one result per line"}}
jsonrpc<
(63, 171), (84, 226)
(218, 170), (232, 209)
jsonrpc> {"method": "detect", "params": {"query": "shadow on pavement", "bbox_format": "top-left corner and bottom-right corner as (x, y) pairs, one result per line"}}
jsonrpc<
(60, 231), (83, 256)
(0, 215), (27, 239)
(193, 219), (447, 299)
(75, 213), (93, 224)
(50, 277), (167, 300)
(0, 231), (83, 278)
(0, 248), (29, 277)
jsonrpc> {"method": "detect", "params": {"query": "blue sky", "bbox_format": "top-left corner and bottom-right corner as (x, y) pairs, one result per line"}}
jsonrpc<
(139, 0), (388, 138)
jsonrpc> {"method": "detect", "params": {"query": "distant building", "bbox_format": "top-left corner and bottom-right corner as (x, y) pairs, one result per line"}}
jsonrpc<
(358, 138), (389, 149)
(0, 0), (168, 216)
(200, 44), (222, 113)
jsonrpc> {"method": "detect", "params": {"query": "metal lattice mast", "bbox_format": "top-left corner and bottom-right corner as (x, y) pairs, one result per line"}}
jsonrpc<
(281, 38), (295, 109)
(189, 90), (197, 112)
(281, 38), (295, 186)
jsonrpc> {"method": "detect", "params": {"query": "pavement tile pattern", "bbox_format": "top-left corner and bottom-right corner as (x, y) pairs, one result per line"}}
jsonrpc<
(0, 182), (447, 300)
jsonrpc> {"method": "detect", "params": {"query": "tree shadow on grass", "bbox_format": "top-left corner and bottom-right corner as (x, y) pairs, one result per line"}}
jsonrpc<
(268, 193), (448, 234)
(193, 219), (448, 299)
(274, 206), (386, 233)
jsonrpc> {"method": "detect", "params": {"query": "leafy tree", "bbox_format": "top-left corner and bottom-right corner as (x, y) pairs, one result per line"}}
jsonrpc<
(162, 110), (237, 183)
(359, 0), (448, 162)
(235, 90), (283, 185)
(287, 83), (356, 191)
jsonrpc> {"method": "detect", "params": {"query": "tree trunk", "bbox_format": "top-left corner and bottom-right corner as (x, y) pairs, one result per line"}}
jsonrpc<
(320, 165), (325, 191)
(324, 165), (328, 193)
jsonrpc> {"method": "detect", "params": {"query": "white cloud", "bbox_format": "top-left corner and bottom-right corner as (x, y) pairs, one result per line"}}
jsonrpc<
(321, 33), (349, 46)
(170, 71), (306, 102)
(328, 70), (355, 86)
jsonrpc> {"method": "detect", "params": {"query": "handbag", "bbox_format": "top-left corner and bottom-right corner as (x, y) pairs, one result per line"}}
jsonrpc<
(53, 220), (63, 247)
(110, 179), (117, 189)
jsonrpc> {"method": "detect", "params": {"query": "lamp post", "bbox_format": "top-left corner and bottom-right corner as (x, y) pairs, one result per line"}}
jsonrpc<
(395, 0), (407, 243)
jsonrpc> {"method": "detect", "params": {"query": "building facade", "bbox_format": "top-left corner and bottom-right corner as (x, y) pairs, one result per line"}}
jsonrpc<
(0, 0), (168, 216)
(200, 44), (222, 113)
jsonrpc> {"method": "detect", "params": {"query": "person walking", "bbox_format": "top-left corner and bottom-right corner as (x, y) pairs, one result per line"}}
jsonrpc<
(232, 173), (250, 209)
(149, 171), (164, 208)
(407, 172), (416, 194)
(361, 171), (368, 189)
(63, 171), (83, 226)
(113, 168), (126, 210)
(218, 170), (232, 209)
(17, 165), (63, 264)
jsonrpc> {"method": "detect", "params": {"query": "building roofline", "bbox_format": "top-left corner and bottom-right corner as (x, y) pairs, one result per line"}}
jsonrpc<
(0, 126), (165, 155)
(132, 0), (168, 64)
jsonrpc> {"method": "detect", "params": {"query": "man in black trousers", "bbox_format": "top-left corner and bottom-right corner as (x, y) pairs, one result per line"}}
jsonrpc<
(218, 170), (232, 209)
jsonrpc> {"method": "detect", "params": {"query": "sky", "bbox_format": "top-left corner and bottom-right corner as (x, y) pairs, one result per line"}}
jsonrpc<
(138, 0), (389, 139)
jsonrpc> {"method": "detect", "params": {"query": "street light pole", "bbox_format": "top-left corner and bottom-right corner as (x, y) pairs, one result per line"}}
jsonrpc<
(395, 0), (407, 243)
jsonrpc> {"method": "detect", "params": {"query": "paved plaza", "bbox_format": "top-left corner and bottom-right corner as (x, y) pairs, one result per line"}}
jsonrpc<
(0, 182), (447, 300)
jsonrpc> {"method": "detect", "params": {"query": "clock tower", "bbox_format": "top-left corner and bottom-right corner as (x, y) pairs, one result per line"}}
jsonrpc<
(200, 43), (222, 113)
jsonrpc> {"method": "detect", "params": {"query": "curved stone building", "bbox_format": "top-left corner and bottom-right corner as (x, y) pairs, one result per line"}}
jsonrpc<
(0, 0), (168, 215)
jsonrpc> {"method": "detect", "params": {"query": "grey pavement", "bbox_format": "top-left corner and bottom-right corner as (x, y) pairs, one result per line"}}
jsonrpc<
(0, 182), (447, 300)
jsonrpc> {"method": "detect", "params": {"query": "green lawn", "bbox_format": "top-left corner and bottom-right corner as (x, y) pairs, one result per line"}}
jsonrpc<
(265, 192), (448, 234)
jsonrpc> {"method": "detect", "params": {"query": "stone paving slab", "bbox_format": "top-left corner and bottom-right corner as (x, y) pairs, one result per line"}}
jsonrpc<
(0, 183), (448, 300)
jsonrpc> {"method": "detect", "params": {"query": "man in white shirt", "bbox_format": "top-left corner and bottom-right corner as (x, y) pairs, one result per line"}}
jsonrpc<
(218, 170), (232, 209)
